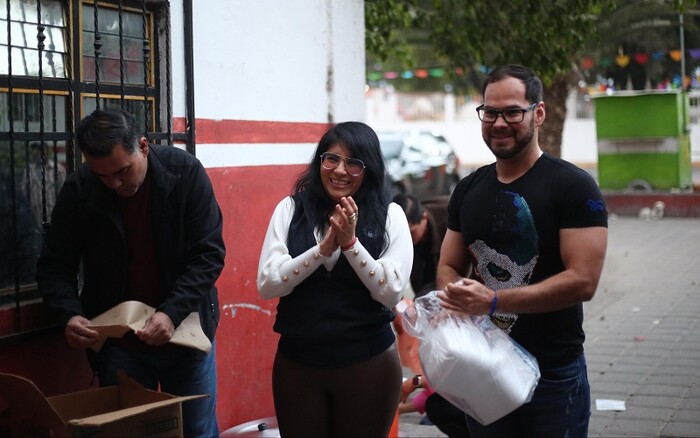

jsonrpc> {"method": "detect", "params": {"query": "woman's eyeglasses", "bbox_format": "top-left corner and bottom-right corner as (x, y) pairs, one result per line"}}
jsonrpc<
(476, 103), (538, 124)
(320, 152), (365, 176)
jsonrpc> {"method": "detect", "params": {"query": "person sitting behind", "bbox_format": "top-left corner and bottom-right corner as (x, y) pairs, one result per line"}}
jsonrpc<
(393, 193), (470, 437)
(392, 193), (449, 298)
(399, 373), (435, 416)
(399, 372), (471, 438)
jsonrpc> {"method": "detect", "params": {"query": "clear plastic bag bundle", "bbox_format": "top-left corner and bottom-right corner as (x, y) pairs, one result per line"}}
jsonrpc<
(400, 291), (541, 425)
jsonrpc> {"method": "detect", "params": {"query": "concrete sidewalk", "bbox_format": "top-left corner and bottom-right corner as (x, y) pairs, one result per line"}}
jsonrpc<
(399, 216), (700, 437)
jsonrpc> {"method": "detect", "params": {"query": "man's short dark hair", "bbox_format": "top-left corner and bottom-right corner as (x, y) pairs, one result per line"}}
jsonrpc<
(481, 64), (543, 105)
(393, 193), (423, 224)
(76, 109), (142, 158)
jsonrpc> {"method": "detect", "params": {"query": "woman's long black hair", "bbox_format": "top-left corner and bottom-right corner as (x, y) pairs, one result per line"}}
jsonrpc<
(292, 121), (392, 254)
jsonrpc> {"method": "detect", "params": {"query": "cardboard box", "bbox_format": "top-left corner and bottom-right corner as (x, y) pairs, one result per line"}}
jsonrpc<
(0, 372), (205, 437)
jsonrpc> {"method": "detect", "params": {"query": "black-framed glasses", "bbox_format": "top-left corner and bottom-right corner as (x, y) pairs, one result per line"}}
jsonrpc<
(320, 152), (366, 176)
(476, 103), (538, 124)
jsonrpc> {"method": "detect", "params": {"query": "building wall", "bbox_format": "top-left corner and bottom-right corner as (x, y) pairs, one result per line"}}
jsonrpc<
(0, 0), (366, 433)
(182, 0), (366, 430)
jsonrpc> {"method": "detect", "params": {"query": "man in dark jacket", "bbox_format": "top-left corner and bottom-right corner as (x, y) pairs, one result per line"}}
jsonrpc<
(37, 109), (225, 437)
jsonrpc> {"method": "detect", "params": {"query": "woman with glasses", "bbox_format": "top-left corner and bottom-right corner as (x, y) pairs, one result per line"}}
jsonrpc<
(257, 121), (413, 437)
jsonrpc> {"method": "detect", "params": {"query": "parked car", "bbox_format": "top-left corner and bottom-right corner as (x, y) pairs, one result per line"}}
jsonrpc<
(378, 130), (461, 200)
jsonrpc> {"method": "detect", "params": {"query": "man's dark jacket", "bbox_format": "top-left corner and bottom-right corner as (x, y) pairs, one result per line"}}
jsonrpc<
(37, 144), (226, 340)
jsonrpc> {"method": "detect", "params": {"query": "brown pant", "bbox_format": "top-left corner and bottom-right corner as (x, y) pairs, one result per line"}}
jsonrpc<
(272, 344), (402, 437)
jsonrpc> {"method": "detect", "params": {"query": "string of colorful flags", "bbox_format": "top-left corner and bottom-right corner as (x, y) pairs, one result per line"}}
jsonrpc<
(367, 67), (461, 81)
(581, 48), (700, 69)
(367, 48), (700, 81)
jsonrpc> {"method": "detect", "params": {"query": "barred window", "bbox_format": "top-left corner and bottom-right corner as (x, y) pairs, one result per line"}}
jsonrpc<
(0, 0), (173, 337)
(0, 0), (67, 78)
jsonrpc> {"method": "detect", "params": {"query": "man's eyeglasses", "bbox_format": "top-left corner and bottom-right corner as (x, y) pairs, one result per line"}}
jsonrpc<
(476, 103), (538, 124)
(320, 152), (365, 176)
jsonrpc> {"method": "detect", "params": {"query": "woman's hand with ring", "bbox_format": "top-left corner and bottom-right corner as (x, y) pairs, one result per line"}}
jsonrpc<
(334, 196), (358, 226)
(330, 196), (358, 247)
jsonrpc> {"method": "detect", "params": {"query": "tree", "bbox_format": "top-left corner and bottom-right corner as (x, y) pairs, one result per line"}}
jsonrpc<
(582, 0), (700, 91)
(366, 0), (700, 156)
(366, 0), (613, 157)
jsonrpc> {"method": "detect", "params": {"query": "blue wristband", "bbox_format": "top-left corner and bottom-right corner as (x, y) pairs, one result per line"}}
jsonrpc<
(489, 290), (498, 316)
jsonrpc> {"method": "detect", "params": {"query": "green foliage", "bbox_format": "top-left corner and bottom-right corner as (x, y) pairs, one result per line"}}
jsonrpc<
(365, 0), (425, 67)
(580, 0), (700, 90)
(675, 0), (698, 13)
(366, 0), (615, 88)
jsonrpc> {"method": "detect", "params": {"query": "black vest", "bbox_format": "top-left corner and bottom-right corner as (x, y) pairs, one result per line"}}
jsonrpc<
(274, 192), (395, 368)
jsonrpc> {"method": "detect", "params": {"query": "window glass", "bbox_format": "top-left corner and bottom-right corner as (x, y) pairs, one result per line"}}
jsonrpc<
(1, 92), (69, 132)
(0, 0), (161, 324)
(0, 170), (43, 292)
(82, 4), (148, 85)
(0, 91), (69, 294)
(0, 142), (67, 293)
(0, 0), (67, 77)
(82, 96), (152, 133)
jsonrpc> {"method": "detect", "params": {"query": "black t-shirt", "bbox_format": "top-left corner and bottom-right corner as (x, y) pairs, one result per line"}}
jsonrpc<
(447, 153), (607, 368)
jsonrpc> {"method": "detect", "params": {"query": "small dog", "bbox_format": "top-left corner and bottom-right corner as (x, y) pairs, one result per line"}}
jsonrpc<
(638, 201), (665, 220)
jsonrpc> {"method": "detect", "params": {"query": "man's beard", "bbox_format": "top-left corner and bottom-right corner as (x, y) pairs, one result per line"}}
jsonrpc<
(485, 119), (535, 160)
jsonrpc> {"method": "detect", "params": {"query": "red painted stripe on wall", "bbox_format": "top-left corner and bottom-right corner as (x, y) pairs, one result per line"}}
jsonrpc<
(173, 117), (331, 144)
(207, 164), (303, 428)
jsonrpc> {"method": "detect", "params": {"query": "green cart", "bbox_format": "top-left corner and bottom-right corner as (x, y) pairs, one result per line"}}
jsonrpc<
(594, 90), (693, 191)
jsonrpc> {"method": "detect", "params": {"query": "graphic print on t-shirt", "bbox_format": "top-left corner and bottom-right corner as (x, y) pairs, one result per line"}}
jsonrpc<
(469, 191), (538, 333)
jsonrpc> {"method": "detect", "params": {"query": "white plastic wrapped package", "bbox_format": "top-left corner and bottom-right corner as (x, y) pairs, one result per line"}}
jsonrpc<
(400, 291), (540, 425)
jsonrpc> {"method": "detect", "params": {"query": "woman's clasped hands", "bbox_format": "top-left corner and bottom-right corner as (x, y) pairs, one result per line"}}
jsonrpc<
(319, 196), (358, 256)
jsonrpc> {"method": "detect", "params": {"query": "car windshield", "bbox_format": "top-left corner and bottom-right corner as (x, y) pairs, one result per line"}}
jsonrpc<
(378, 135), (405, 159)
(406, 133), (453, 155)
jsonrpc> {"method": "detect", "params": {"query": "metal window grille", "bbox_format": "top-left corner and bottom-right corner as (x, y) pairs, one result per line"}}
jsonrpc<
(0, 0), (191, 340)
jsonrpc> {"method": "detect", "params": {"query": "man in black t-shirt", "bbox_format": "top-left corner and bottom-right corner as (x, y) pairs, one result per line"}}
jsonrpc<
(436, 65), (608, 437)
